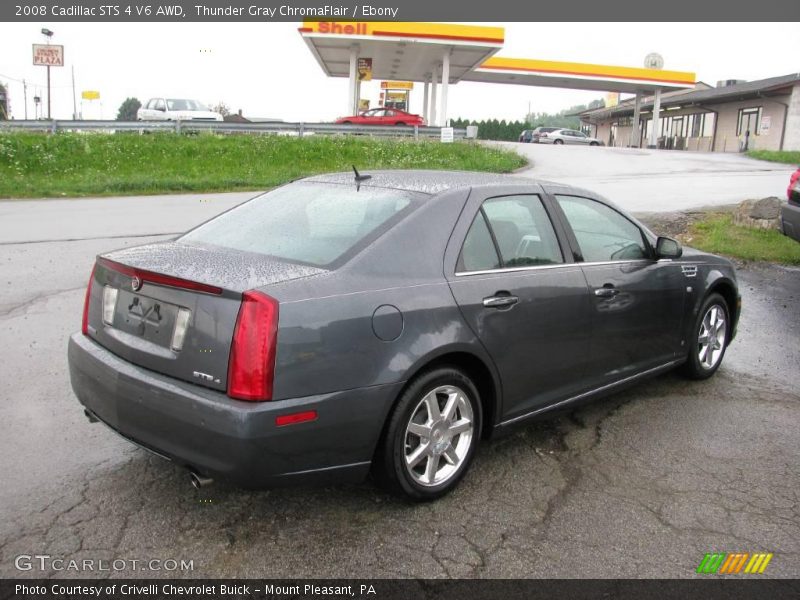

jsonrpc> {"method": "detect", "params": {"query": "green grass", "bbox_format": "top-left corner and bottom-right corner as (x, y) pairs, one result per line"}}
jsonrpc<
(687, 213), (800, 265)
(746, 150), (800, 165)
(0, 132), (527, 198)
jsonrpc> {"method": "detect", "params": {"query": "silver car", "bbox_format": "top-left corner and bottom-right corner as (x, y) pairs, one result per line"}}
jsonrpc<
(541, 128), (602, 146)
(137, 98), (223, 122)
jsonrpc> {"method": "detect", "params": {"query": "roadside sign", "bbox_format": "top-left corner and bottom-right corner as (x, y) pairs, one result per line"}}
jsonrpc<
(82, 90), (100, 100)
(441, 127), (455, 143)
(760, 116), (771, 135)
(32, 44), (64, 67)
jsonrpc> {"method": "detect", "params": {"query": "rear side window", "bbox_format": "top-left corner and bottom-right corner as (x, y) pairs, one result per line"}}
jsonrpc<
(457, 194), (563, 272)
(458, 212), (500, 272)
(181, 182), (420, 267)
(555, 195), (649, 262)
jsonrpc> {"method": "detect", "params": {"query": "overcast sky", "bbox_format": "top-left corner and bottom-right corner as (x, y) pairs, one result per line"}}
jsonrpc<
(1, 22), (798, 122)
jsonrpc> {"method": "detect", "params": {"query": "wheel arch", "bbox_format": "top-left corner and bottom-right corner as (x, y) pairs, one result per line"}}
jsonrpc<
(706, 276), (739, 342)
(384, 347), (502, 442)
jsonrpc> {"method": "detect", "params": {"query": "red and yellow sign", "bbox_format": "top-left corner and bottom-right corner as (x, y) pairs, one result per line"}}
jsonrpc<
(381, 81), (414, 90)
(357, 57), (372, 81)
(300, 21), (505, 45)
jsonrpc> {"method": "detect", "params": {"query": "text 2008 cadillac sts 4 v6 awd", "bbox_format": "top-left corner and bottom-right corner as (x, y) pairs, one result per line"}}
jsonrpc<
(68, 170), (740, 500)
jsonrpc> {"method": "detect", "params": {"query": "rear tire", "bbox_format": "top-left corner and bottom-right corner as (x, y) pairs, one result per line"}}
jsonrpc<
(681, 293), (730, 380)
(554, 139), (564, 145)
(590, 141), (599, 146)
(373, 367), (482, 501)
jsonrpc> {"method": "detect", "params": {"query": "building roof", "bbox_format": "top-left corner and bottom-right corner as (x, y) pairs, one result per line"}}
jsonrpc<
(299, 21), (504, 83)
(299, 21), (695, 93)
(579, 73), (800, 121)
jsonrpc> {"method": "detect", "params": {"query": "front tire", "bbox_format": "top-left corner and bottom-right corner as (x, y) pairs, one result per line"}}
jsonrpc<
(374, 367), (482, 501)
(681, 293), (730, 379)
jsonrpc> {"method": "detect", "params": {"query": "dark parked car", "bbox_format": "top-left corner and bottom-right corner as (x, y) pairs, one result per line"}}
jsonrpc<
(69, 171), (740, 500)
(780, 166), (800, 242)
(519, 126), (559, 143)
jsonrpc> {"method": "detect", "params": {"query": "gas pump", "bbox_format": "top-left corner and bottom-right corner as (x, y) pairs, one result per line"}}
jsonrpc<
(379, 81), (413, 111)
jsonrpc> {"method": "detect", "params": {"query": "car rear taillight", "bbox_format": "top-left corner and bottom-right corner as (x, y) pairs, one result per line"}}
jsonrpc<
(227, 291), (279, 401)
(81, 264), (96, 336)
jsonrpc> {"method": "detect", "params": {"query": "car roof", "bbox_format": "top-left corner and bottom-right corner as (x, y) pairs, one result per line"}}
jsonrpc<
(301, 170), (540, 195)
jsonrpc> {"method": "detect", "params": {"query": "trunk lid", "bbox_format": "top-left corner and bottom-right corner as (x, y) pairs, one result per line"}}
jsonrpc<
(85, 240), (325, 392)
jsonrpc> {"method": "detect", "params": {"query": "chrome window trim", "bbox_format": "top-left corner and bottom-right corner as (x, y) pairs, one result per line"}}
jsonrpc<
(454, 258), (657, 277)
(454, 262), (579, 277)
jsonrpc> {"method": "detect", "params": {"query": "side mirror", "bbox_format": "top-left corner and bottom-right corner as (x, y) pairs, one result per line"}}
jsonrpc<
(656, 236), (682, 259)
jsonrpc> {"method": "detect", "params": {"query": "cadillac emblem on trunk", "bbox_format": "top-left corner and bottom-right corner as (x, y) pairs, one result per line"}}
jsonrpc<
(131, 276), (142, 291)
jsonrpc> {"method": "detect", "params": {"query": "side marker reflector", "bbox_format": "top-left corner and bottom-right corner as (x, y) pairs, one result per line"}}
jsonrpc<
(275, 410), (318, 427)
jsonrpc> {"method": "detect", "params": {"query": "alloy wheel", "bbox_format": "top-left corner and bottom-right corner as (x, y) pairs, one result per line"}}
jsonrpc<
(697, 304), (727, 370)
(403, 385), (474, 487)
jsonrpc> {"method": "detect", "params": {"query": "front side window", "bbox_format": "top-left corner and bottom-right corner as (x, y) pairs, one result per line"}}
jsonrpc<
(457, 195), (563, 272)
(181, 182), (419, 267)
(555, 195), (649, 262)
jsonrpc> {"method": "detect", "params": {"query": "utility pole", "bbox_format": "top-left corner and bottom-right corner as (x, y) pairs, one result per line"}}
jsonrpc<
(23, 79), (28, 119)
(71, 65), (77, 120)
(41, 28), (54, 119)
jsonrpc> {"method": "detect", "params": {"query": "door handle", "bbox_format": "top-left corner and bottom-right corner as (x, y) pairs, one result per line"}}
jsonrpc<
(483, 294), (519, 308)
(594, 287), (620, 298)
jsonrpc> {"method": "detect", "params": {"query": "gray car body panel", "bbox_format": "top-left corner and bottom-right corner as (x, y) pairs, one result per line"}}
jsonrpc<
(68, 170), (740, 488)
(781, 200), (800, 242)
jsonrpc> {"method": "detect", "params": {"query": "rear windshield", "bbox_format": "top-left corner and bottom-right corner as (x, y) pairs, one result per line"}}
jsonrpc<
(181, 182), (422, 267)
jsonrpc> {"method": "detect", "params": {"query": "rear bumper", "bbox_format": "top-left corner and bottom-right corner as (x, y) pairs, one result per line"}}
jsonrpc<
(68, 333), (401, 488)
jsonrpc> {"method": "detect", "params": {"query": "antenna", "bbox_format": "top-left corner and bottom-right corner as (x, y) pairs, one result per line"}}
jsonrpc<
(352, 165), (371, 191)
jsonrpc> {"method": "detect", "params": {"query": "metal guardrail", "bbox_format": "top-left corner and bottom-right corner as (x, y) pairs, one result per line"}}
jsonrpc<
(0, 119), (470, 139)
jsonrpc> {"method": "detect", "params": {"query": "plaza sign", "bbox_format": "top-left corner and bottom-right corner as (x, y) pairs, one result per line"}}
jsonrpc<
(32, 44), (64, 66)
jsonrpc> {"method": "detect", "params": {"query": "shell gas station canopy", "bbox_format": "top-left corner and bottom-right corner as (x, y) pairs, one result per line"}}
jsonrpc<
(299, 20), (696, 144)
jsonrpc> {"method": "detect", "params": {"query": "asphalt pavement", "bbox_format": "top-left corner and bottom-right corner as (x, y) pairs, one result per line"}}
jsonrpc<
(0, 152), (798, 578)
(499, 142), (796, 211)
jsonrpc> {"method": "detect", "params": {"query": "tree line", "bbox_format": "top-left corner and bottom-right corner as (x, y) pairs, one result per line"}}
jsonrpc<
(452, 98), (604, 141)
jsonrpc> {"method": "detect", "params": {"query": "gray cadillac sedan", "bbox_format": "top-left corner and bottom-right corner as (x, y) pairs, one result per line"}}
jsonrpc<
(68, 170), (740, 500)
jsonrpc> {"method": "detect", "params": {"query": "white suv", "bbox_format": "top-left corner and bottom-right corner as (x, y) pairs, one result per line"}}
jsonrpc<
(137, 98), (223, 121)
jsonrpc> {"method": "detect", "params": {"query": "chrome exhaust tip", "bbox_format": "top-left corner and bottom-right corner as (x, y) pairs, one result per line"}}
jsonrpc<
(189, 470), (213, 489)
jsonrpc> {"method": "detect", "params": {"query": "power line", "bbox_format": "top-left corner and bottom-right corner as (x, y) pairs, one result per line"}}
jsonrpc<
(0, 72), (74, 89)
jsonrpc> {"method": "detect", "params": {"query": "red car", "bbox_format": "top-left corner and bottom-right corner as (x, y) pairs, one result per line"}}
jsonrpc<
(336, 108), (424, 126)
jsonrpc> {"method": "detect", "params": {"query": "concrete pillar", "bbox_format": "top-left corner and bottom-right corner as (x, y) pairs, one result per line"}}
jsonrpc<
(440, 50), (450, 127)
(649, 88), (662, 148)
(422, 76), (430, 124)
(348, 46), (358, 115)
(430, 64), (438, 127)
(783, 83), (800, 151)
(632, 92), (642, 148)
